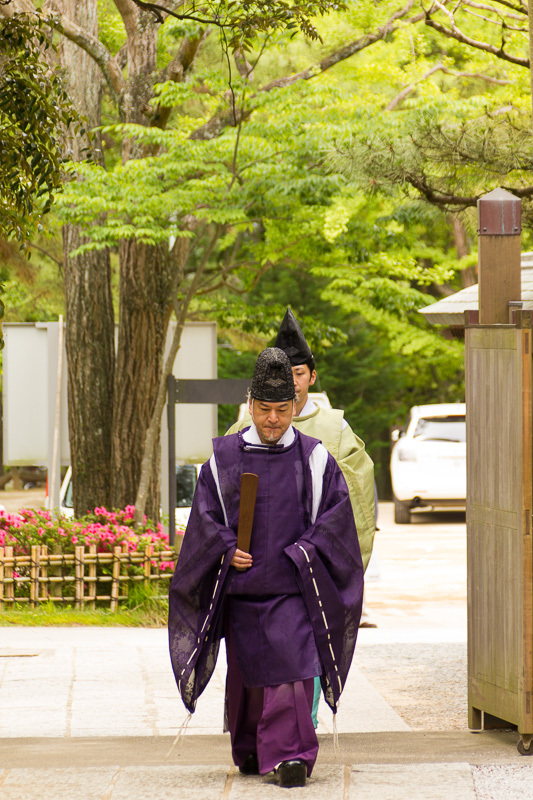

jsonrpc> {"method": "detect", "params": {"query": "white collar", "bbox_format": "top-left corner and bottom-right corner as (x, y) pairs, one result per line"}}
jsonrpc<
(296, 398), (318, 418)
(244, 422), (295, 448)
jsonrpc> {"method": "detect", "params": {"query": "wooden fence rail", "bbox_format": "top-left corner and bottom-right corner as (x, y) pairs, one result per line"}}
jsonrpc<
(0, 545), (177, 611)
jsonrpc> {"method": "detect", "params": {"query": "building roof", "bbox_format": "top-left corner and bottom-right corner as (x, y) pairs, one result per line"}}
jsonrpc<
(420, 252), (533, 327)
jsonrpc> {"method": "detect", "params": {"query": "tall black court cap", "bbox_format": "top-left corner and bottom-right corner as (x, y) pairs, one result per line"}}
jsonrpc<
(274, 307), (314, 367)
(250, 347), (296, 402)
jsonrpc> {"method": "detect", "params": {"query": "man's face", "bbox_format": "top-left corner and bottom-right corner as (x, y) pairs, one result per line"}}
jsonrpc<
(249, 398), (294, 444)
(292, 364), (316, 407)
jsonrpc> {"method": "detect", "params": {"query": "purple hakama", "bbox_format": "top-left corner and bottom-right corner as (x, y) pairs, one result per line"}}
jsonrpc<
(169, 428), (363, 773)
(226, 624), (318, 775)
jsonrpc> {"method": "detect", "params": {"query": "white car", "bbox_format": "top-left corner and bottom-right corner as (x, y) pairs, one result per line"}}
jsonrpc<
(58, 464), (201, 528)
(390, 403), (466, 524)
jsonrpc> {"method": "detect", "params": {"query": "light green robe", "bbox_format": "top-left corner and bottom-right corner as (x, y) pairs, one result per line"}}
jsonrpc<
(226, 404), (375, 571)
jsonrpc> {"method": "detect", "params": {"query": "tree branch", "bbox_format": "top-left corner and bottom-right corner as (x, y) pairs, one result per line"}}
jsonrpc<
(191, 0), (425, 139)
(466, 0), (528, 13)
(451, 69), (511, 83)
(386, 61), (511, 110)
(151, 32), (210, 128)
(387, 62), (446, 110)
(40, 2), (126, 100)
(402, 172), (533, 211)
(263, 0), (423, 91)
(409, 177), (479, 206)
(0, 0), (36, 19)
(462, 5), (528, 32)
(462, 0), (526, 20)
(161, 30), (209, 82)
(129, 0), (226, 27)
(27, 241), (64, 268)
(234, 47), (255, 82)
(423, 3), (529, 67)
(114, 0), (140, 38)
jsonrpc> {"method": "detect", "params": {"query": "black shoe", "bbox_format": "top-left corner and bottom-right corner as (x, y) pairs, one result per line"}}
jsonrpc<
(277, 760), (307, 788)
(239, 753), (259, 775)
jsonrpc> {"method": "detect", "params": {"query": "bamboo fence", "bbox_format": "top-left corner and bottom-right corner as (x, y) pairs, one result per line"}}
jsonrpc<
(0, 545), (177, 611)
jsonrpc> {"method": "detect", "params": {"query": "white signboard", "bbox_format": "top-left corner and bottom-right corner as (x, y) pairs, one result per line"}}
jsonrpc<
(3, 323), (69, 466)
(3, 321), (218, 508)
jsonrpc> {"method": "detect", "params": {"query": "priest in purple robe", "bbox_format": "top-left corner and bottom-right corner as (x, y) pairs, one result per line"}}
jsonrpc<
(168, 347), (364, 788)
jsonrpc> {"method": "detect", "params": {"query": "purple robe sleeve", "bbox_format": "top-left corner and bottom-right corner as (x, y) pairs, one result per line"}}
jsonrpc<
(168, 460), (237, 713)
(284, 452), (364, 712)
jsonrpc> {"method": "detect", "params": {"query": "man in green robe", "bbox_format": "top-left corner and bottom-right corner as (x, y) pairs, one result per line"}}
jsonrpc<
(227, 307), (375, 572)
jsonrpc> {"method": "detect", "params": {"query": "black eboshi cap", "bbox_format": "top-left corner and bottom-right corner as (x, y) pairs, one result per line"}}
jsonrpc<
(250, 347), (296, 402)
(274, 307), (315, 370)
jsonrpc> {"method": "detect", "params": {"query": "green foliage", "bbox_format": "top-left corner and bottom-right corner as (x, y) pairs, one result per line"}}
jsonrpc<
(55, 51), (469, 497)
(15, 0), (528, 498)
(56, 80), (347, 256)
(0, 13), (82, 244)
(134, 0), (348, 48)
(97, 0), (127, 54)
(0, 600), (168, 626)
(0, 276), (61, 323)
(233, 257), (465, 494)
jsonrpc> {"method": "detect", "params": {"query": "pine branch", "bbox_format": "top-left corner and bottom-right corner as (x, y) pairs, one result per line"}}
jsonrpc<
(407, 174), (533, 206)
(406, 174), (479, 206)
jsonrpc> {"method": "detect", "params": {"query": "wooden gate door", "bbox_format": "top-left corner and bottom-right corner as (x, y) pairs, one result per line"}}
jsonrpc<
(466, 314), (533, 749)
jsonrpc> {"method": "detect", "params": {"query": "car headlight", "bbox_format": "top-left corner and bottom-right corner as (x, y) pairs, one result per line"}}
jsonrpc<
(397, 448), (417, 462)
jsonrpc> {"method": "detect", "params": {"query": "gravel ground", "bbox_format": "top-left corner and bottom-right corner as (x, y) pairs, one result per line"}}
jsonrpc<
(356, 642), (468, 730)
(472, 765), (533, 799)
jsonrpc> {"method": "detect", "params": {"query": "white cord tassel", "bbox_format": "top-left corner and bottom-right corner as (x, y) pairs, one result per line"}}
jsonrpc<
(166, 711), (193, 759)
(332, 709), (340, 753)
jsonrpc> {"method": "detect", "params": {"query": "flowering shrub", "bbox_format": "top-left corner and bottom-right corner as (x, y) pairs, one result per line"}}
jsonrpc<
(0, 506), (183, 575)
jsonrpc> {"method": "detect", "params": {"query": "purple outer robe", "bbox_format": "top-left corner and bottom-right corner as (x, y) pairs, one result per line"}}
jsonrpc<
(168, 429), (364, 715)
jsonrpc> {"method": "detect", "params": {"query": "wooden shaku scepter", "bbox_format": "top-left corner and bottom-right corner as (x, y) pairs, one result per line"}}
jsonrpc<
(236, 472), (259, 558)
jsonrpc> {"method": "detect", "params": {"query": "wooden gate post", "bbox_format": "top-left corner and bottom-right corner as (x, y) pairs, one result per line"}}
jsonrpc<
(478, 188), (521, 324)
(466, 188), (533, 754)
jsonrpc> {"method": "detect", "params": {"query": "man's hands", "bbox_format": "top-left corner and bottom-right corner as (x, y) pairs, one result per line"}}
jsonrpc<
(231, 548), (253, 571)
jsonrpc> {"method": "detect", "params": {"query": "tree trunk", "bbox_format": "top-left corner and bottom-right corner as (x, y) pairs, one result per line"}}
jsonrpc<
(110, 11), (175, 518)
(450, 213), (476, 287)
(61, 0), (115, 515)
(112, 240), (173, 517)
(63, 228), (114, 513)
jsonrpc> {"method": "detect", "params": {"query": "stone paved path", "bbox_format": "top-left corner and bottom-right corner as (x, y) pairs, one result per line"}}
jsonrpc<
(1, 504), (530, 798)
